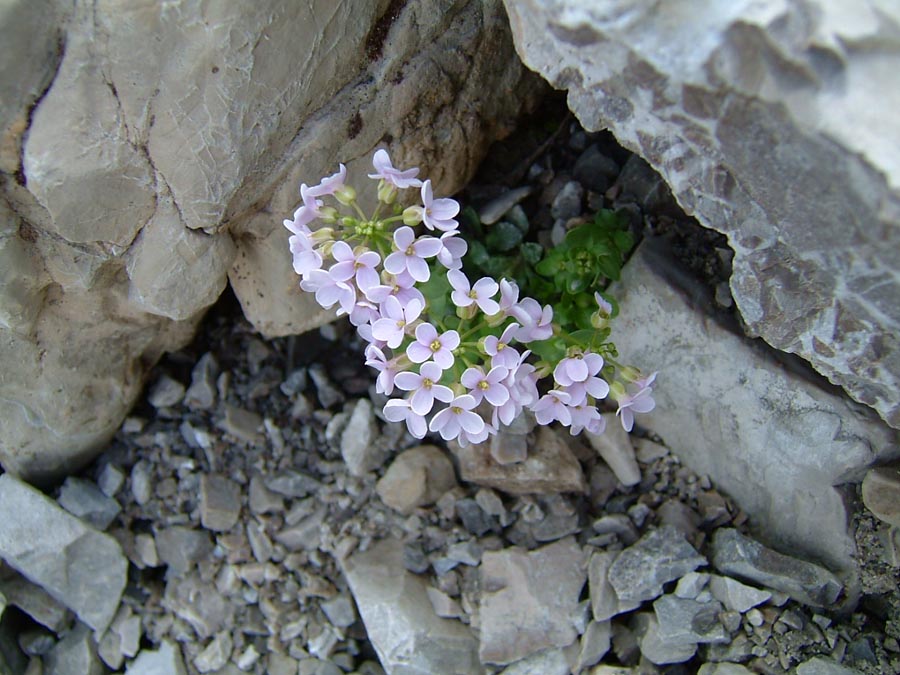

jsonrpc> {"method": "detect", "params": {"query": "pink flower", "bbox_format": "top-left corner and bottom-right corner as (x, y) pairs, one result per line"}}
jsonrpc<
(383, 399), (427, 439)
(289, 232), (322, 276)
(483, 323), (520, 370)
(368, 149), (422, 189)
(615, 387), (656, 432)
(436, 231), (467, 270)
(506, 350), (539, 408)
(448, 270), (500, 315)
(532, 390), (572, 426)
(632, 371), (657, 390)
(457, 421), (492, 448)
(348, 298), (380, 327)
(510, 298), (554, 342)
(569, 404), (605, 436)
(498, 279), (520, 315)
(418, 180), (459, 232)
(328, 241), (381, 292)
(365, 345), (399, 395)
(384, 226), (442, 283)
(371, 295), (424, 348)
(461, 365), (510, 407)
(394, 362), (454, 415)
(306, 164), (347, 198)
(284, 189), (322, 235)
(406, 323), (459, 370)
(429, 394), (485, 441)
(554, 353), (604, 386)
(594, 292), (613, 317)
(300, 269), (356, 315)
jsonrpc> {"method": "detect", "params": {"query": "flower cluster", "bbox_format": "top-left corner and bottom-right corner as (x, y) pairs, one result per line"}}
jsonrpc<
(285, 150), (656, 445)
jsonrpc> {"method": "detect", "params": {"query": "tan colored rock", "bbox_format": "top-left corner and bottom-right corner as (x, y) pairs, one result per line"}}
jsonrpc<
(862, 465), (900, 528)
(0, 0), (542, 479)
(452, 426), (587, 495)
(376, 445), (458, 515)
(504, 0), (900, 429)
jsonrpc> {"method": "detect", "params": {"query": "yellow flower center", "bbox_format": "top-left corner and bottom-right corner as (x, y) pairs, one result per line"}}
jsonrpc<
(478, 380), (489, 391)
(430, 339), (442, 352)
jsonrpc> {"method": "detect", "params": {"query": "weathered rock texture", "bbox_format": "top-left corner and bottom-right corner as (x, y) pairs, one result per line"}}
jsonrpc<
(504, 0), (900, 429)
(0, 0), (542, 479)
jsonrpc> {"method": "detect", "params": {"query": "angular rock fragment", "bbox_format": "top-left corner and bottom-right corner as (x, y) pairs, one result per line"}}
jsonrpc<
(248, 475), (284, 515)
(453, 426), (587, 495)
(43, 623), (104, 675)
(57, 477), (121, 530)
(862, 465), (900, 527)
(795, 656), (863, 674)
(608, 526), (706, 604)
(340, 399), (384, 476)
(710, 529), (842, 608)
(184, 352), (219, 410)
(697, 665), (755, 675)
(0, 475), (127, 633)
(0, 575), (71, 632)
(265, 471), (321, 499)
(652, 594), (729, 645)
(199, 474), (241, 532)
(154, 526), (213, 577)
(498, 647), (570, 675)
(589, 550), (638, 621)
(125, 640), (187, 675)
(708, 575), (771, 613)
(342, 539), (479, 675)
(575, 620), (612, 671)
(479, 537), (586, 665)
(376, 445), (457, 515)
(632, 611), (697, 665)
(585, 414), (641, 486)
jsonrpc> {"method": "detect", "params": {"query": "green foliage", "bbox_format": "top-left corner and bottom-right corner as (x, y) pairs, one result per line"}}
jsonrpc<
(460, 205), (634, 359)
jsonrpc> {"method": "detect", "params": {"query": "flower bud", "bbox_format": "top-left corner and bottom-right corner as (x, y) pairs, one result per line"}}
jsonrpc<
(310, 228), (334, 244)
(319, 206), (339, 224)
(609, 380), (627, 402)
(378, 181), (398, 204)
(340, 216), (357, 228)
(456, 304), (477, 321)
(590, 311), (609, 330)
(403, 206), (423, 226)
(485, 311), (506, 328)
(334, 185), (356, 205)
(620, 366), (641, 383)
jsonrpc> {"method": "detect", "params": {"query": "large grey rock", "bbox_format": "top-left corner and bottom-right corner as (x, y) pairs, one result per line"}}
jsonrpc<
(479, 537), (587, 665)
(342, 538), (480, 675)
(711, 528), (843, 609)
(504, 0), (900, 430)
(0, 474), (126, 634)
(606, 242), (897, 573)
(0, 0), (542, 481)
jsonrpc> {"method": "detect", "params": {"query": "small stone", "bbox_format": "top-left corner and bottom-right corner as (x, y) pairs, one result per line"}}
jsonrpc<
(719, 610), (742, 633)
(592, 514), (639, 545)
(43, 623), (104, 675)
(265, 471), (321, 498)
(710, 529), (842, 608)
(320, 594), (356, 628)
(497, 648), (570, 675)
(745, 608), (764, 627)
(402, 542), (430, 574)
(576, 620), (612, 670)
(0, 475), (127, 634)
(674, 572), (709, 599)
(308, 364), (345, 408)
(574, 145), (620, 193)
(698, 491), (731, 526)
(479, 537), (587, 665)
(585, 415), (641, 486)
(97, 464), (125, 497)
(490, 426), (529, 464)
(376, 445), (457, 514)
(633, 437), (669, 464)
(708, 575), (771, 613)
(236, 645), (260, 671)
(446, 540), (482, 566)
(479, 186), (533, 225)
(697, 665), (755, 675)
(147, 375), (184, 408)
(475, 488), (507, 518)
(193, 631), (232, 673)
(124, 640), (187, 675)
(589, 551), (636, 621)
(200, 474), (241, 532)
(274, 507), (326, 551)
(154, 526), (213, 577)
(653, 594), (730, 645)
(134, 533), (159, 568)
(246, 520), (274, 562)
(268, 653), (300, 675)
(862, 465), (900, 527)
(795, 656), (863, 674)
(551, 180), (583, 220)
(455, 498), (496, 536)
(184, 352), (219, 410)
(632, 612), (697, 665)
(131, 460), (153, 505)
(341, 399), (384, 476)
(342, 539), (480, 675)
(454, 426), (587, 495)
(608, 526), (707, 604)
(425, 586), (463, 619)
(0, 575), (71, 632)
(220, 404), (264, 444)
(299, 658), (343, 675)
(248, 475), (284, 515)
(656, 499), (702, 540)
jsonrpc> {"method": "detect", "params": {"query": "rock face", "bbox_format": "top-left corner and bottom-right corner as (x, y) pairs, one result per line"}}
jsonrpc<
(608, 242), (897, 574)
(0, 0), (542, 480)
(503, 0), (900, 430)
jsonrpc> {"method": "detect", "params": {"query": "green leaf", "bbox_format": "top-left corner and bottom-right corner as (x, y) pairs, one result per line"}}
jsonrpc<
(612, 230), (634, 254)
(485, 221), (524, 252)
(520, 242), (543, 266)
(459, 206), (482, 236)
(479, 255), (514, 279)
(529, 338), (567, 364)
(419, 264), (452, 318)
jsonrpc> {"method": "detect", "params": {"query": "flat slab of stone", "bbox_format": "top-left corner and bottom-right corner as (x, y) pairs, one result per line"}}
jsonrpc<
(479, 537), (587, 665)
(341, 538), (479, 675)
(607, 242), (896, 573)
(0, 474), (127, 633)
(711, 529), (842, 609)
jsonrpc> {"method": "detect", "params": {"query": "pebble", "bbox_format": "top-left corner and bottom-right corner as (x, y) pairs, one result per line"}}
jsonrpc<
(265, 471), (321, 498)
(131, 460), (153, 505)
(861, 464), (900, 527)
(653, 594), (730, 645)
(574, 145), (620, 193)
(795, 656), (863, 674)
(248, 475), (284, 514)
(340, 399), (384, 477)
(200, 474), (242, 532)
(154, 526), (213, 577)
(674, 571), (709, 599)
(608, 525), (707, 604)
(376, 445), (457, 514)
(308, 364), (345, 408)
(479, 186), (533, 225)
(194, 631), (232, 673)
(576, 620), (612, 670)
(0, 475), (127, 634)
(697, 664), (754, 675)
(184, 352), (219, 410)
(632, 611), (697, 665)
(97, 463), (125, 497)
(711, 528), (843, 608)
(585, 414), (641, 486)
(147, 375), (185, 408)
(708, 574), (772, 613)
(550, 180), (583, 220)
(220, 404), (264, 445)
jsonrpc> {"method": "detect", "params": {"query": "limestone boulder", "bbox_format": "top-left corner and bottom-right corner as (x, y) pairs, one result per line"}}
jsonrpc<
(0, 0), (542, 479)
(503, 0), (900, 429)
